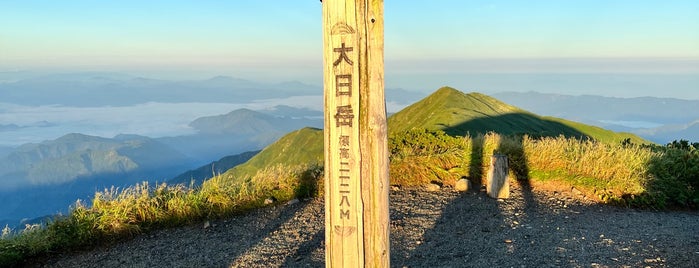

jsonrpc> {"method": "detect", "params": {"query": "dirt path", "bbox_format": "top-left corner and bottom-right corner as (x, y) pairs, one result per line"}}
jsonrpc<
(25, 184), (699, 267)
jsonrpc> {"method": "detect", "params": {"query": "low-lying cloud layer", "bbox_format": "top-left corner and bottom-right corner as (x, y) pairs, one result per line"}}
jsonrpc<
(0, 96), (323, 147)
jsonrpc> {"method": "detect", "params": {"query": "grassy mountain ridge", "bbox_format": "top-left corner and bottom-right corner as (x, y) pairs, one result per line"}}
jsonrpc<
(388, 87), (648, 144)
(224, 87), (647, 182)
(222, 127), (324, 180)
(388, 88), (525, 135)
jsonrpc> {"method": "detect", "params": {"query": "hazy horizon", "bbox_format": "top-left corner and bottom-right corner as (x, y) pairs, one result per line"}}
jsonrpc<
(1, 71), (698, 147)
(2, 1), (698, 98)
(2, 1), (699, 146)
(2, 69), (698, 99)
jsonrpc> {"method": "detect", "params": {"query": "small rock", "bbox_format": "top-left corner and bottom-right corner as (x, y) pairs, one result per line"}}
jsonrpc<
(286, 198), (300, 205)
(571, 187), (583, 196)
(454, 179), (471, 192)
(425, 183), (441, 192)
(264, 197), (275, 205)
(203, 221), (211, 229)
(390, 185), (401, 191)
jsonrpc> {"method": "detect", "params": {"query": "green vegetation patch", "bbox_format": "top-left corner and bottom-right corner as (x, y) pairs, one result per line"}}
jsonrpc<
(224, 127), (323, 180)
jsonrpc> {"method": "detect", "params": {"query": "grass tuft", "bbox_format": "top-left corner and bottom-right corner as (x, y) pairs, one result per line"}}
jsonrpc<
(0, 163), (323, 267)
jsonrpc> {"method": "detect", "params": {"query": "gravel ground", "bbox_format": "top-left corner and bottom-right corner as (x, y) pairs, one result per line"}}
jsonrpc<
(25, 182), (699, 268)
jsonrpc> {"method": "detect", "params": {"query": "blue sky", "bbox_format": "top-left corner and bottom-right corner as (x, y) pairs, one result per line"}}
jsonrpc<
(1, 0), (698, 97)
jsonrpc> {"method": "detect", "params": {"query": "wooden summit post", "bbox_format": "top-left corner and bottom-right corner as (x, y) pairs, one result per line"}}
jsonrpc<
(322, 0), (389, 267)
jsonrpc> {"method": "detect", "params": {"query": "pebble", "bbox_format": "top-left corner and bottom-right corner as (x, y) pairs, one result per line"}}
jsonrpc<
(454, 178), (470, 192)
(425, 183), (441, 192)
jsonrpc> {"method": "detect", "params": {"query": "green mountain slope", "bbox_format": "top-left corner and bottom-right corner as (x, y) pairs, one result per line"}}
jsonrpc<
(222, 87), (648, 181)
(168, 150), (260, 185)
(388, 87), (648, 144)
(222, 127), (323, 179)
(388, 87), (524, 135)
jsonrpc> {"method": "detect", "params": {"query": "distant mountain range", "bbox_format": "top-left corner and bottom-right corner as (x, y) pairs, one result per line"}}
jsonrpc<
(0, 72), (424, 109)
(0, 73), (318, 106)
(0, 133), (189, 191)
(189, 108), (318, 136)
(0, 123), (22, 132)
(492, 91), (699, 143)
(492, 91), (699, 124)
(156, 107), (323, 163)
(0, 133), (192, 227)
(0, 145), (12, 158)
(168, 151), (259, 186)
(633, 120), (699, 143)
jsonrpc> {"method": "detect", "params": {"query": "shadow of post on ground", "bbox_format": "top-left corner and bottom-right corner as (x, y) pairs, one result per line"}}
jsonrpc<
(399, 113), (590, 266)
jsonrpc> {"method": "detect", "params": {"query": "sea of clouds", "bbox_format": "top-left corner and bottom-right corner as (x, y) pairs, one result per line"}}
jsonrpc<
(0, 95), (325, 147)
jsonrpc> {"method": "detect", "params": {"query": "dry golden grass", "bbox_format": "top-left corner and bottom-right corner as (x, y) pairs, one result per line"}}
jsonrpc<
(0, 163), (322, 266)
(388, 129), (689, 206)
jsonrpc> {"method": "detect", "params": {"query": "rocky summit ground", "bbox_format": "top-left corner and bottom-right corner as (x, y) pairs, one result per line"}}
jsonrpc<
(25, 181), (699, 268)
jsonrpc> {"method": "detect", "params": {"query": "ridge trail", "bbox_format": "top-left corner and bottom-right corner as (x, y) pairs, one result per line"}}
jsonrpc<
(26, 183), (699, 267)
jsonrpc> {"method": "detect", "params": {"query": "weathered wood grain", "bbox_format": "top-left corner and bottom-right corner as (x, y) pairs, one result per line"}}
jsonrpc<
(322, 0), (389, 267)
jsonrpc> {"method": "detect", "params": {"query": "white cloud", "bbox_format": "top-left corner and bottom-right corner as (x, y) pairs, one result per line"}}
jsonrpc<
(0, 96), (322, 146)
